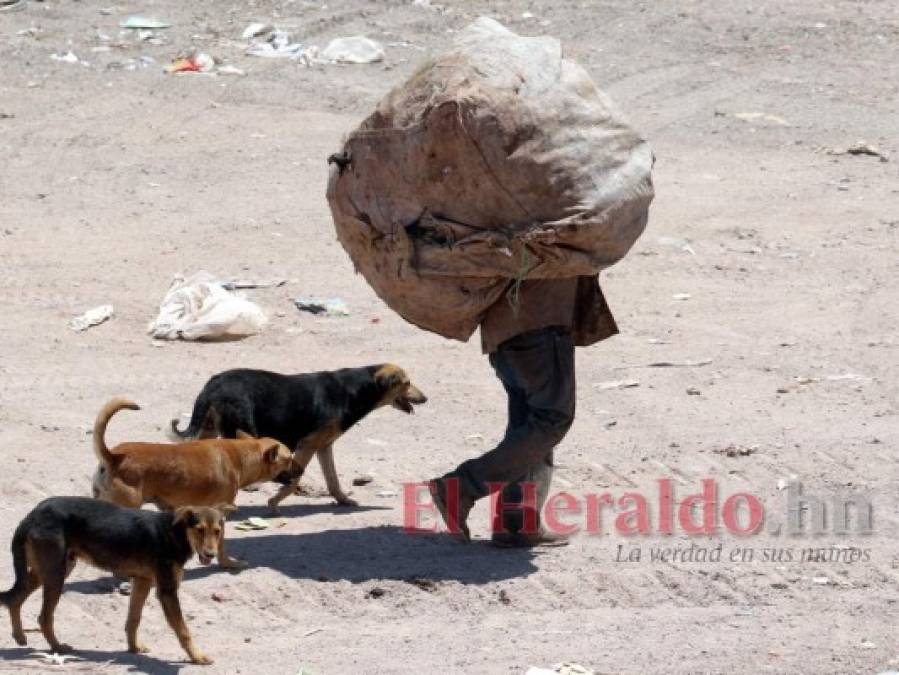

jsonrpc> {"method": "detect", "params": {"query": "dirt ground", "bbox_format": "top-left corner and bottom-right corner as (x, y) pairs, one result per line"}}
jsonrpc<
(1, 1), (897, 673)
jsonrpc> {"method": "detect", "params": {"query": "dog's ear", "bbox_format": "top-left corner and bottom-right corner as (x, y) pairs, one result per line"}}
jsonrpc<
(235, 429), (253, 440)
(263, 442), (283, 463)
(375, 364), (406, 390)
(173, 507), (198, 527)
(214, 503), (238, 518)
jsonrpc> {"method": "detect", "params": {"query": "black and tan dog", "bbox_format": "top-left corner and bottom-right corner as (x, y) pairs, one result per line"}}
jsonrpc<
(0, 496), (228, 664)
(170, 364), (427, 513)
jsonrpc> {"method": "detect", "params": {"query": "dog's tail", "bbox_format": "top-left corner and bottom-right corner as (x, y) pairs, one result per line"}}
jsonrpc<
(169, 397), (216, 441)
(0, 527), (29, 607)
(93, 398), (140, 467)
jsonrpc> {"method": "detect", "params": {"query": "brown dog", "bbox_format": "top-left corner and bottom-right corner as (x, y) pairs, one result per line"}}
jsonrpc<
(91, 398), (293, 568)
(0, 497), (227, 664)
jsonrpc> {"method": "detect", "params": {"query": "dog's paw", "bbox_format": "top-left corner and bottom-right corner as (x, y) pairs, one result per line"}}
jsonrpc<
(52, 643), (74, 654)
(129, 642), (150, 654)
(191, 653), (214, 665)
(336, 496), (359, 507)
(12, 631), (26, 646)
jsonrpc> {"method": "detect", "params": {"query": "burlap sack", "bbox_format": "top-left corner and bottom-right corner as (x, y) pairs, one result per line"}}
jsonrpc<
(327, 17), (654, 341)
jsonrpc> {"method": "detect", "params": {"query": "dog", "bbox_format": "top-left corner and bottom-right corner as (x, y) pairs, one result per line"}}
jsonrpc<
(0, 496), (228, 664)
(91, 398), (293, 567)
(169, 364), (427, 513)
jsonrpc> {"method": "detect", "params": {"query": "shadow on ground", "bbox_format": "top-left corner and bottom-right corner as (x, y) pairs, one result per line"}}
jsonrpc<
(188, 525), (538, 584)
(0, 646), (187, 674)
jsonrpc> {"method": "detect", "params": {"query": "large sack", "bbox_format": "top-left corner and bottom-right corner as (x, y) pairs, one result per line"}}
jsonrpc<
(327, 17), (654, 341)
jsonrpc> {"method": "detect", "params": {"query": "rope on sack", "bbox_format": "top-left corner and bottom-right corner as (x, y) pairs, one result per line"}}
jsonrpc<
(505, 247), (532, 316)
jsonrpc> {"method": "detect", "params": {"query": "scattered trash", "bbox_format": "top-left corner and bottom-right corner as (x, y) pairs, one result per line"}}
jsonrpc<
(825, 372), (868, 382)
(294, 297), (350, 317)
(246, 30), (305, 59)
(526, 663), (595, 675)
(217, 64), (247, 77)
(120, 15), (171, 30)
(365, 438), (388, 447)
(147, 271), (268, 341)
(657, 235), (696, 255)
(365, 587), (387, 599)
(828, 142), (889, 162)
(812, 576), (831, 585)
(375, 490), (398, 498)
(118, 581), (132, 595)
(776, 474), (799, 491)
(234, 517), (270, 531)
(719, 111), (790, 126)
(222, 278), (286, 290)
(593, 379), (640, 390)
(0, 0), (26, 12)
(352, 474), (374, 486)
(601, 419), (617, 430)
(859, 640), (877, 649)
(242, 23), (275, 40)
(70, 304), (114, 332)
(296, 668), (315, 675)
(714, 444), (758, 458)
(28, 652), (84, 666)
(50, 51), (80, 64)
(302, 627), (324, 638)
(165, 53), (215, 74)
(672, 293), (691, 301)
(211, 592), (227, 602)
(465, 433), (485, 444)
(320, 36), (385, 64)
(686, 386), (702, 396)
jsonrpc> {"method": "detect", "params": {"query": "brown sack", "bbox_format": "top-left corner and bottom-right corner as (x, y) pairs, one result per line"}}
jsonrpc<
(327, 17), (654, 341)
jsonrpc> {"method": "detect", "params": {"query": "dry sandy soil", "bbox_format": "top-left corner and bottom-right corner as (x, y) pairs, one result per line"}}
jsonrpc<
(1, 1), (898, 674)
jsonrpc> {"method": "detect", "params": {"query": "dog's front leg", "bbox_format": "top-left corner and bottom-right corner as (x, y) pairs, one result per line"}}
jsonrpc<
(125, 577), (152, 653)
(267, 445), (318, 515)
(156, 585), (211, 665)
(317, 445), (357, 507)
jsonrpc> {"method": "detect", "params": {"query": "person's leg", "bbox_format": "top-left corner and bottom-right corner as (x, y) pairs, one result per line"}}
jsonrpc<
(494, 450), (554, 536)
(431, 327), (575, 540)
(458, 327), (574, 495)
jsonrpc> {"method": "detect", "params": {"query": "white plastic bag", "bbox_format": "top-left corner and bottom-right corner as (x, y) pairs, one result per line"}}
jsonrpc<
(147, 271), (267, 341)
(320, 36), (384, 64)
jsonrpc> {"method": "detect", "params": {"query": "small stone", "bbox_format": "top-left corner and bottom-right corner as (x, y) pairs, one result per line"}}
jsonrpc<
(366, 587), (386, 599)
(686, 387), (701, 395)
(352, 474), (374, 486)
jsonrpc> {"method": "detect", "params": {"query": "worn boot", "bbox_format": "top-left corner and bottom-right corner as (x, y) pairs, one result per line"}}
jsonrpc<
(429, 476), (475, 543)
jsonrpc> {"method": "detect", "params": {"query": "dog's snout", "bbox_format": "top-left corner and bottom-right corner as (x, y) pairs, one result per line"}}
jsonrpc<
(407, 385), (427, 404)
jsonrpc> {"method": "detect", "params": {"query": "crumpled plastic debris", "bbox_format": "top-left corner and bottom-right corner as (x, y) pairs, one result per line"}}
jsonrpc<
(246, 29), (305, 58)
(50, 51), (79, 64)
(320, 36), (384, 64)
(165, 53), (215, 74)
(147, 271), (268, 341)
(120, 15), (171, 30)
(526, 663), (594, 675)
(294, 297), (350, 317)
(234, 517), (270, 531)
(242, 22), (274, 40)
(70, 305), (114, 332)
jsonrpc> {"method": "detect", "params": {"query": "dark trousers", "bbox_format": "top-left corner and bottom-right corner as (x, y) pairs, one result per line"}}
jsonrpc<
(453, 326), (576, 533)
